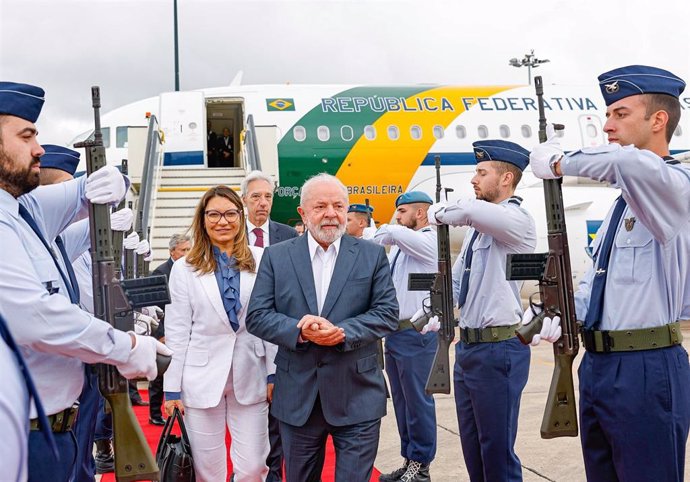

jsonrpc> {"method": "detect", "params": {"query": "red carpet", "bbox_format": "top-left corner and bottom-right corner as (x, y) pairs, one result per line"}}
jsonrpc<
(101, 391), (381, 481)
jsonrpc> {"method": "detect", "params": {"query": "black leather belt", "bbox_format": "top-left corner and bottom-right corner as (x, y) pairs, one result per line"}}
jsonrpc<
(30, 404), (79, 433)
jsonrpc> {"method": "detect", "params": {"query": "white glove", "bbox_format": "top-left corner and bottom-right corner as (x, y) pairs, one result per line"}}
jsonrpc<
(110, 207), (133, 232)
(85, 165), (128, 204)
(116, 332), (172, 381)
(411, 307), (441, 335)
(362, 226), (377, 240)
(427, 202), (447, 225)
(134, 311), (159, 336)
(369, 218), (376, 229)
(135, 239), (150, 256)
(123, 232), (139, 250)
(521, 307), (562, 346)
(141, 305), (164, 321)
(529, 124), (563, 180)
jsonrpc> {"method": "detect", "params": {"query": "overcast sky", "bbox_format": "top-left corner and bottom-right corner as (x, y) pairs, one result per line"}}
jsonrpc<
(2, 0), (689, 143)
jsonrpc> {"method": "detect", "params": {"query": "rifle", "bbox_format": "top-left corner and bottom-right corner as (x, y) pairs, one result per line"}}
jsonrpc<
(506, 75), (579, 438)
(75, 86), (171, 481)
(124, 201), (135, 280)
(111, 159), (128, 278)
(408, 155), (456, 394)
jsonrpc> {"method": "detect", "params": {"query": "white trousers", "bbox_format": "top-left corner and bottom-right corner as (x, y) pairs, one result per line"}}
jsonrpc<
(184, 373), (269, 482)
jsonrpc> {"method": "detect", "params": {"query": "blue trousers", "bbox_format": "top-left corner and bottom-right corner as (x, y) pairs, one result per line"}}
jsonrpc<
(28, 429), (77, 482)
(385, 329), (437, 465)
(73, 367), (100, 482)
(94, 395), (112, 441)
(454, 338), (530, 482)
(579, 345), (690, 482)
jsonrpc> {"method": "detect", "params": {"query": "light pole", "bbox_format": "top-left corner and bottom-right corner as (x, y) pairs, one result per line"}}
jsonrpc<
(174, 0), (180, 91)
(509, 50), (550, 85)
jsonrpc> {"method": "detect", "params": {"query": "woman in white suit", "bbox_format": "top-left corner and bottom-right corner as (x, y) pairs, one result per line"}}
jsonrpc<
(164, 185), (276, 482)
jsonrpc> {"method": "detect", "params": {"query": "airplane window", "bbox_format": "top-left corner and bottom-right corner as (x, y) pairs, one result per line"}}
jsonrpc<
(674, 126), (683, 136)
(293, 126), (306, 142)
(341, 125), (354, 142)
(521, 125), (532, 138)
(433, 125), (444, 139)
(388, 126), (400, 141)
(456, 125), (466, 139)
(586, 124), (597, 138)
(477, 125), (488, 139)
(364, 125), (376, 140)
(101, 127), (111, 148)
(317, 126), (330, 142)
(116, 126), (128, 148)
(410, 125), (422, 140)
(499, 125), (510, 138)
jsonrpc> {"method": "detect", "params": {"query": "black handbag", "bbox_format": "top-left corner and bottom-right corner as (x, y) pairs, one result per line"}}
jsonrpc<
(155, 407), (196, 482)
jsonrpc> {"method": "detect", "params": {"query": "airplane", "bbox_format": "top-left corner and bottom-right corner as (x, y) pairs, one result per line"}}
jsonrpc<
(68, 79), (690, 284)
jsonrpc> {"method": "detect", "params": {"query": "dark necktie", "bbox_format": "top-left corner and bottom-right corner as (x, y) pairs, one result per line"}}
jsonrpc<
(457, 229), (480, 308)
(253, 227), (264, 248)
(55, 235), (80, 304)
(389, 248), (402, 276)
(18, 204), (79, 304)
(0, 313), (58, 459)
(583, 196), (627, 330)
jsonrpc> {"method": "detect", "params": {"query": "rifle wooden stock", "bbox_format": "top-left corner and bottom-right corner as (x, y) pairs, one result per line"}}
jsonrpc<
(506, 76), (579, 438)
(75, 86), (162, 480)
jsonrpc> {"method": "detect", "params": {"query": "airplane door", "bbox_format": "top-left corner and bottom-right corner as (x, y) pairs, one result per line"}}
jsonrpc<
(578, 114), (606, 148)
(159, 91), (206, 167)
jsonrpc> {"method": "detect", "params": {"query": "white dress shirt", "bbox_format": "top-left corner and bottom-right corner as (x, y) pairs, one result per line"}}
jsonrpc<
(307, 232), (341, 315)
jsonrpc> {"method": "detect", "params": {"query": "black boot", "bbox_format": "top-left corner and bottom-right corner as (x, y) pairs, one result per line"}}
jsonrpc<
(379, 459), (409, 482)
(95, 438), (115, 474)
(399, 460), (430, 482)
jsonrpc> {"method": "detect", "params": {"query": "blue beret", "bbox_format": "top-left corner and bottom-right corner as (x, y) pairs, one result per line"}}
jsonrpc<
(40, 145), (80, 175)
(598, 65), (685, 106)
(0, 82), (45, 123)
(348, 203), (374, 214)
(395, 191), (433, 207)
(472, 140), (530, 171)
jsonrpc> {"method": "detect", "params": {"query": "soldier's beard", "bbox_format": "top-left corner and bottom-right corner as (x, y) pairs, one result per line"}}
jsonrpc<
(0, 148), (40, 198)
(306, 218), (346, 245)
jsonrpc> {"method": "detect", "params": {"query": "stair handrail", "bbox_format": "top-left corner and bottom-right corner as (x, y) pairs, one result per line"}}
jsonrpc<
(244, 114), (262, 172)
(135, 114), (164, 237)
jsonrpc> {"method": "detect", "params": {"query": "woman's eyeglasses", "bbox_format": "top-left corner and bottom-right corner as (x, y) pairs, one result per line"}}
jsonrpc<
(205, 209), (241, 223)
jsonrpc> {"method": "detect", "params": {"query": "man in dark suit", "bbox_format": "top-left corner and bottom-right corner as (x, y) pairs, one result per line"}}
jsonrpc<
(246, 173), (399, 482)
(241, 169), (298, 481)
(217, 127), (234, 165)
(242, 170), (298, 248)
(148, 233), (191, 425)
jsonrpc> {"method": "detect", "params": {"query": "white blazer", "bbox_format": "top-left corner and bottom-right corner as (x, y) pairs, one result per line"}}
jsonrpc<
(163, 246), (277, 409)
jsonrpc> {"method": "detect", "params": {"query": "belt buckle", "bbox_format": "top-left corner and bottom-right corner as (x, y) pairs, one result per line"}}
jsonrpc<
(600, 331), (613, 353)
(581, 329), (595, 351)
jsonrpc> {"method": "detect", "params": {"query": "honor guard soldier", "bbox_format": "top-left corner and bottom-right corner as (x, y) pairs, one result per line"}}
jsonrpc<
(427, 141), (536, 482)
(38, 144), (134, 481)
(528, 65), (690, 482)
(0, 81), (172, 482)
(346, 203), (374, 239)
(373, 191), (438, 482)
